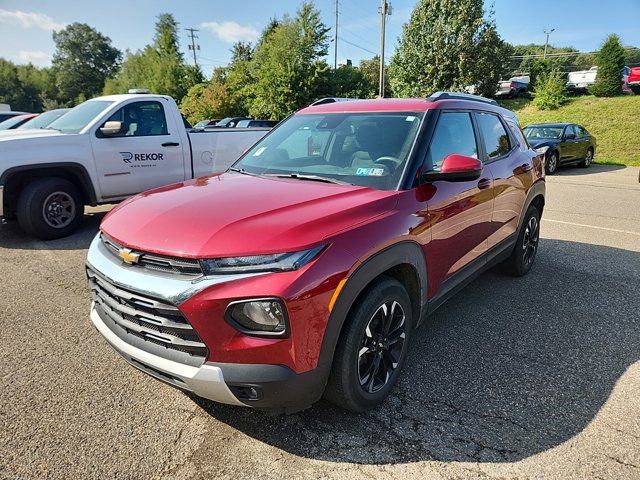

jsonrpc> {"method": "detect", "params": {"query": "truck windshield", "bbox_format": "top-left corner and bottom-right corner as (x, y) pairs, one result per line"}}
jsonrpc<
(234, 112), (423, 190)
(46, 100), (114, 134)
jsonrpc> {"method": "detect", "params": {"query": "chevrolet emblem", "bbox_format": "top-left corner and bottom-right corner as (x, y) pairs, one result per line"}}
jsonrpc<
(119, 248), (140, 265)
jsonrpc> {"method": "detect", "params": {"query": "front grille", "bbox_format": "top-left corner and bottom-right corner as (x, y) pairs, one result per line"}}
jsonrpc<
(101, 233), (203, 277)
(88, 267), (208, 365)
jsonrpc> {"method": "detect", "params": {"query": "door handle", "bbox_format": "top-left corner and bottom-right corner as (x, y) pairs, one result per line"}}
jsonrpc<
(162, 142), (180, 147)
(477, 178), (491, 190)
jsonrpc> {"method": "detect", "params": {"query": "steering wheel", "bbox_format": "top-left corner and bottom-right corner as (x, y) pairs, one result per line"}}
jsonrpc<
(374, 156), (402, 173)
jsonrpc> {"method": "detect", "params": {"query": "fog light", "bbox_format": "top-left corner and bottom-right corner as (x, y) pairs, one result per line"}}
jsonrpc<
(226, 299), (288, 337)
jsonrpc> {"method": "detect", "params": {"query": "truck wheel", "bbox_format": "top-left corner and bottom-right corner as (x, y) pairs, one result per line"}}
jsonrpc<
(17, 178), (84, 240)
(503, 205), (540, 277)
(324, 277), (413, 412)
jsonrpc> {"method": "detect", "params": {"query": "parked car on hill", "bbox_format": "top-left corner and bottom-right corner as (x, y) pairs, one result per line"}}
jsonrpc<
(16, 108), (70, 130)
(496, 76), (530, 98)
(0, 113), (38, 130)
(209, 117), (252, 128)
(523, 123), (596, 174)
(566, 67), (598, 93)
(627, 66), (640, 94)
(86, 92), (545, 413)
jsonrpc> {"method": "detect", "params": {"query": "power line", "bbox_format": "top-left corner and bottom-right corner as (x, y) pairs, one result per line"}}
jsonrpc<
(339, 37), (377, 56)
(185, 28), (200, 67)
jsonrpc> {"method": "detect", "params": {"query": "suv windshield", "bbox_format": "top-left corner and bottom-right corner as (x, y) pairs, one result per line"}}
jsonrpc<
(523, 126), (564, 140)
(46, 100), (114, 134)
(234, 112), (423, 190)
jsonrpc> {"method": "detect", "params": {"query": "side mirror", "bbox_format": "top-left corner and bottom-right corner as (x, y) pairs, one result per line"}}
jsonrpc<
(564, 132), (576, 140)
(100, 120), (125, 137)
(421, 154), (483, 182)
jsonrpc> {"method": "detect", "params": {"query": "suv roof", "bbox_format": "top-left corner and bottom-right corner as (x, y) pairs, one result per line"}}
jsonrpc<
(298, 92), (502, 115)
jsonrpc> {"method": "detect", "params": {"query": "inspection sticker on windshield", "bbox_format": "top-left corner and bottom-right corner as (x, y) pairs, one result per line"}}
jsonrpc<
(253, 147), (267, 156)
(356, 167), (385, 176)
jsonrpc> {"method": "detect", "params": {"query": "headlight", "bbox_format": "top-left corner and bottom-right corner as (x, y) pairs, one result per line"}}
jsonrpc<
(534, 146), (550, 155)
(199, 245), (324, 275)
(225, 298), (288, 336)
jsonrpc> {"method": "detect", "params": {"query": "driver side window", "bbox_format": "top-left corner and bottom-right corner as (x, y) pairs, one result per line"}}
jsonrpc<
(104, 101), (168, 137)
(426, 112), (478, 170)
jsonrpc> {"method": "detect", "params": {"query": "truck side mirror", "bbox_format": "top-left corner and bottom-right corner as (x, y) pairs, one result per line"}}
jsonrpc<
(100, 121), (125, 137)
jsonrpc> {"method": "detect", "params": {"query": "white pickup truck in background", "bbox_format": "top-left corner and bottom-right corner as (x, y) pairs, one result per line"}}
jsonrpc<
(0, 92), (270, 239)
(566, 67), (598, 92)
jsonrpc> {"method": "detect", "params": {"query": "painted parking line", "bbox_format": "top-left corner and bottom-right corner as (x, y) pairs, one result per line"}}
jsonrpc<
(543, 218), (640, 236)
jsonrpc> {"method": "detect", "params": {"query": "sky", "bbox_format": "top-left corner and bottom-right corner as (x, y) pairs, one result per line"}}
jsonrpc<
(0, 0), (639, 77)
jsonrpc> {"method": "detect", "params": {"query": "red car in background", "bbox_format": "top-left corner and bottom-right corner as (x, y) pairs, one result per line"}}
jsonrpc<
(0, 113), (38, 130)
(86, 92), (545, 413)
(627, 66), (640, 94)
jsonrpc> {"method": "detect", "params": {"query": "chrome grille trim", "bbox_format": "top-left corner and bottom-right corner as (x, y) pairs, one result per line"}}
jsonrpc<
(101, 233), (203, 277)
(88, 267), (208, 363)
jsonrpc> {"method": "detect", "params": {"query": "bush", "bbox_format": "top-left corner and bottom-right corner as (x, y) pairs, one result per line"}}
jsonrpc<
(590, 34), (625, 97)
(532, 70), (567, 110)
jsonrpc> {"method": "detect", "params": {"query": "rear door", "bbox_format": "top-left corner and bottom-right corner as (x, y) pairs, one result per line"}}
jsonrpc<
(419, 110), (494, 294)
(476, 111), (531, 249)
(90, 99), (187, 199)
(574, 125), (590, 158)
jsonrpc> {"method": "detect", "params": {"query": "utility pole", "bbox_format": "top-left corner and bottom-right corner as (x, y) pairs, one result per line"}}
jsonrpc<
(543, 28), (555, 59)
(334, 0), (339, 69)
(379, 0), (392, 97)
(185, 28), (200, 67)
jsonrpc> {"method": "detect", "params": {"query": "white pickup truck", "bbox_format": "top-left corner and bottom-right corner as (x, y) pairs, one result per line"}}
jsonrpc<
(0, 92), (270, 239)
(566, 67), (598, 92)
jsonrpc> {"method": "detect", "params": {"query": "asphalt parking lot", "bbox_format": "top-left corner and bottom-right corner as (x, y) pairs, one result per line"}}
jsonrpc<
(1, 164), (639, 480)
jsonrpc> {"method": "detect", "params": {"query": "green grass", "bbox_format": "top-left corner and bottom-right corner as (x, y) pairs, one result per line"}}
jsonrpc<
(498, 95), (640, 166)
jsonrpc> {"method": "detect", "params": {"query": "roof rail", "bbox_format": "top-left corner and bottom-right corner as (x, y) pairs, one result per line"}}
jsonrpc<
(428, 91), (498, 106)
(310, 97), (357, 106)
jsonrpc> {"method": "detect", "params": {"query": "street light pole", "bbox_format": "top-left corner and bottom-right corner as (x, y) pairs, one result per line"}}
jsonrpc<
(543, 28), (555, 59)
(334, 0), (339, 69)
(379, 0), (391, 97)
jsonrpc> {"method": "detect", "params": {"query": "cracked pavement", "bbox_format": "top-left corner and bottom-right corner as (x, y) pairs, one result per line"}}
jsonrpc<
(1, 164), (639, 479)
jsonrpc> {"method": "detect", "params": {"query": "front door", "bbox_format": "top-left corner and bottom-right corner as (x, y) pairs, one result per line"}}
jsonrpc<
(417, 111), (495, 298)
(90, 99), (187, 199)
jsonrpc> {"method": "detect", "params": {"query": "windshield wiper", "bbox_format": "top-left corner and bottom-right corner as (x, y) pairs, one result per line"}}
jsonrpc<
(266, 173), (350, 185)
(228, 167), (261, 177)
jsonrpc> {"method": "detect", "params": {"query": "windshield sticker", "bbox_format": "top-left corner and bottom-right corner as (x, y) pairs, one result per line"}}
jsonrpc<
(356, 167), (385, 176)
(253, 147), (267, 156)
(405, 116), (417, 122)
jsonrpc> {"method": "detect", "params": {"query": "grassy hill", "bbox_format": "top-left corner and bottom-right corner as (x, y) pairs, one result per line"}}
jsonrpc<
(499, 95), (640, 166)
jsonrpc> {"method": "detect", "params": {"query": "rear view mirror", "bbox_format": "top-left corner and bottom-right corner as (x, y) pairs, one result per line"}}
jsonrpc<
(100, 121), (125, 137)
(421, 154), (483, 182)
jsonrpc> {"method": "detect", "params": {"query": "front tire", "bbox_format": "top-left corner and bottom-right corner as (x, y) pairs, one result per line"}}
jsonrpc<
(504, 205), (541, 277)
(578, 147), (594, 168)
(324, 277), (413, 412)
(17, 178), (84, 240)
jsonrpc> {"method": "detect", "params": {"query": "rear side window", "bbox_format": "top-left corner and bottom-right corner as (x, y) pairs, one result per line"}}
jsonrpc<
(576, 126), (587, 137)
(476, 112), (511, 159)
(426, 112), (478, 170)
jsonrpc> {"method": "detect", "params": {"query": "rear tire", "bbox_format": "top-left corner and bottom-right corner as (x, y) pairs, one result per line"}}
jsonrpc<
(504, 205), (541, 277)
(17, 178), (84, 240)
(324, 277), (413, 412)
(578, 147), (594, 168)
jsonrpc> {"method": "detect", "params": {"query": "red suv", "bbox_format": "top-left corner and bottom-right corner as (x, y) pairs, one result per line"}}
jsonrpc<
(87, 93), (545, 412)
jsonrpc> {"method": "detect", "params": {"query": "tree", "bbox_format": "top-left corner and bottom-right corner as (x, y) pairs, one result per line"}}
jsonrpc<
(104, 13), (198, 102)
(390, 0), (487, 96)
(52, 23), (121, 104)
(180, 81), (237, 124)
(532, 70), (567, 110)
(358, 56), (391, 98)
(473, 19), (512, 97)
(330, 65), (373, 99)
(250, 2), (330, 118)
(590, 34), (626, 97)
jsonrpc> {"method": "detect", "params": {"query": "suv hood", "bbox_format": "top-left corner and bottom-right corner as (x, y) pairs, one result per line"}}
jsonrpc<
(101, 172), (398, 258)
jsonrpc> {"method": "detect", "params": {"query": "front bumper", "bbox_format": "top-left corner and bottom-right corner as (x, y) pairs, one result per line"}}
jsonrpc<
(90, 305), (244, 405)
